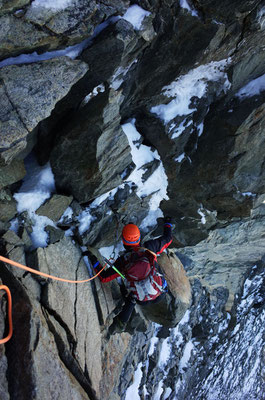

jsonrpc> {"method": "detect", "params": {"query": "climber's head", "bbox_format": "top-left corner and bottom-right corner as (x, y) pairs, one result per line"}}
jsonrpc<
(122, 223), (141, 247)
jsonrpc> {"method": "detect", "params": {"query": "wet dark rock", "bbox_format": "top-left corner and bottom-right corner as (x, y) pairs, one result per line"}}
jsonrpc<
(0, 160), (26, 189)
(229, 103), (265, 194)
(0, 0), (129, 59)
(0, 190), (17, 222)
(44, 225), (65, 244)
(0, 0), (30, 16)
(0, 58), (88, 164)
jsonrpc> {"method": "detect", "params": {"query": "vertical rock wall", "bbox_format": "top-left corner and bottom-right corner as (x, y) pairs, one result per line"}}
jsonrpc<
(0, 0), (265, 398)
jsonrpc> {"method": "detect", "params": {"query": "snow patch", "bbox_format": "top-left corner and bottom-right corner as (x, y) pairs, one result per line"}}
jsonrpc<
(123, 5), (151, 30)
(125, 362), (143, 400)
(80, 84), (105, 106)
(99, 242), (124, 261)
(148, 336), (159, 356)
(235, 73), (265, 99)
(150, 59), (231, 123)
(154, 380), (164, 400)
(171, 118), (193, 139)
(179, 0), (198, 17)
(122, 119), (168, 230)
(77, 185), (124, 235)
(197, 208), (206, 224)
(197, 122), (204, 136)
(179, 340), (195, 373)
(13, 154), (56, 249)
(158, 337), (171, 367)
(14, 155), (55, 214)
(31, 0), (73, 10)
(164, 387), (172, 399)
(110, 60), (138, 90)
(175, 153), (185, 163)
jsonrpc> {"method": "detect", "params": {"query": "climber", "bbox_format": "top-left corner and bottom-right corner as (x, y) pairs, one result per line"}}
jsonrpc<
(84, 217), (173, 335)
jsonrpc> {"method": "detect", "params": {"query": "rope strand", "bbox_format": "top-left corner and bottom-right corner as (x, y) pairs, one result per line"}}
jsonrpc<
(0, 255), (106, 283)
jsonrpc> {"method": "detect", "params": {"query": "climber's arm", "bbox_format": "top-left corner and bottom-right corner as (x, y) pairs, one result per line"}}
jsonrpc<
(144, 217), (173, 255)
(83, 251), (120, 282)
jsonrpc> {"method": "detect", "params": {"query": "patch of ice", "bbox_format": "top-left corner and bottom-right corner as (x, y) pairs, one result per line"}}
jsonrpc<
(151, 59), (231, 123)
(0, 41), (89, 68)
(235, 73), (265, 99)
(123, 5), (151, 30)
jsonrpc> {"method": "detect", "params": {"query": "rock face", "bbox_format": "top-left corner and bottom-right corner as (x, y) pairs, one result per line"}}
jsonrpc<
(0, 0), (265, 399)
(0, 58), (88, 164)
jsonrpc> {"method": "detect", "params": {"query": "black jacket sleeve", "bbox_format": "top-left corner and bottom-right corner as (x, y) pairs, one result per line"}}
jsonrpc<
(143, 223), (172, 254)
(94, 254), (125, 282)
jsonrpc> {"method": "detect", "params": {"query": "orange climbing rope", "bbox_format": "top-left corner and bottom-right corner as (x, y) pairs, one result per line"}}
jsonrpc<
(0, 254), (107, 344)
(0, 285), (12, 345)
(0, 255), (106, 283)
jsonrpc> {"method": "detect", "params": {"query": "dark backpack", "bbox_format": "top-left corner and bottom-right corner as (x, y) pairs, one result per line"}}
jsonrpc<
(123, 248), (164, 302)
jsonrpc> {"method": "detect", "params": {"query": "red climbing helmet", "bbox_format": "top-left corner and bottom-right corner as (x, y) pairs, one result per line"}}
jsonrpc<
(122, 224), (141, 246)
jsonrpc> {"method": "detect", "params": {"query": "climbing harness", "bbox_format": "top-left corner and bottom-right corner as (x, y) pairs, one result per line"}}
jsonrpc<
(0, 254), (108, 344)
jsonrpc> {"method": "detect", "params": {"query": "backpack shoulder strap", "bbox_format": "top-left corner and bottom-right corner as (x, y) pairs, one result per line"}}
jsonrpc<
(137, 247), (157, 261)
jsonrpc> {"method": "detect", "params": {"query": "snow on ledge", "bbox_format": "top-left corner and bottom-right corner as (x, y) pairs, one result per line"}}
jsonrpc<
(235, 73), (265, 100)
(0, 17), (119, 69)
(122, 4), (151, 30)
(150, 59), (231, 124)
(180, 0), (198, 17)
(31, 0), (73, 10)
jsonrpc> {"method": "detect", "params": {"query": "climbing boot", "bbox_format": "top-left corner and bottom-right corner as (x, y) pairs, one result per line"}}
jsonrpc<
(108, 316), (126, 336)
